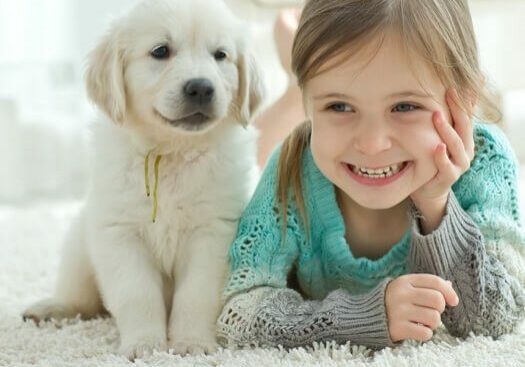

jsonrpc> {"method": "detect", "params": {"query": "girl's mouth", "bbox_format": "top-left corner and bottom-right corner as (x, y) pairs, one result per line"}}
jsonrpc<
(344, 161), (412, 186)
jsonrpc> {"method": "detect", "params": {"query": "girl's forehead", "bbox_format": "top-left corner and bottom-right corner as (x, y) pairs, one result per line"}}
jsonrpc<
(306, 34), (444, 98)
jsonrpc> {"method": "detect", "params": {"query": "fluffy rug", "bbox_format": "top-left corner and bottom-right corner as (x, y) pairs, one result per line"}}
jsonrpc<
(2, 198), (525, 367)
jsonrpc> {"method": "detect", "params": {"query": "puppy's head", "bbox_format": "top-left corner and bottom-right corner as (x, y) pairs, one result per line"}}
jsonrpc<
(85, 0), (264, 135)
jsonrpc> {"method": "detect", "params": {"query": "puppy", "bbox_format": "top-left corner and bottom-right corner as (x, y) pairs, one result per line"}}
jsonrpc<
(23, 0), (263, 359)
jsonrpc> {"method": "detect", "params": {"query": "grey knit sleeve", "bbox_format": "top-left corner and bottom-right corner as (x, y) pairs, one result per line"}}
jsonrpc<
(216, 279), (395, 349)
(409, 192), (525, 338)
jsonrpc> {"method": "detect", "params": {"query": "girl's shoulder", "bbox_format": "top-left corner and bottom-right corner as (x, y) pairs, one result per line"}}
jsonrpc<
(261, 144), (284, 176)
(473, 122), (518, 164)
(249, 145), (283, 203)
(454, 122), (523, 230)
(452, 122), (520, 208)
(247, 143), (309, 212)
(260, 143), (313, 183)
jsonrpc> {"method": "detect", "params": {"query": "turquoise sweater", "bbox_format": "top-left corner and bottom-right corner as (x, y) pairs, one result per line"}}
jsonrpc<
(218, 123), (525, 348)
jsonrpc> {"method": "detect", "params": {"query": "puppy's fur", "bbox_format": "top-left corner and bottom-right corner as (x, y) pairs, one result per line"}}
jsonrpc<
(23, 0), (263, 359)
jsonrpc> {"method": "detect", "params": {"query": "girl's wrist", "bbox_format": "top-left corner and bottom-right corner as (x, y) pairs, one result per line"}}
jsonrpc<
(412, 193), (449, 235)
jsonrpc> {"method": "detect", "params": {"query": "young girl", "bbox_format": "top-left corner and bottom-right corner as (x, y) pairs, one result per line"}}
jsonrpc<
(216, 0), (525, 348)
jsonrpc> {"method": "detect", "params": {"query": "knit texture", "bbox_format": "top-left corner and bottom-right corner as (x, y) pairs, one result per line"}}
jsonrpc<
(409, 192), (525, 338)
(217, 123), (525, 348)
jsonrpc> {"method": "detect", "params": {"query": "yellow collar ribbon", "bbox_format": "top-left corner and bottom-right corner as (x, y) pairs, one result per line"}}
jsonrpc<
(144, 151), (162, 223)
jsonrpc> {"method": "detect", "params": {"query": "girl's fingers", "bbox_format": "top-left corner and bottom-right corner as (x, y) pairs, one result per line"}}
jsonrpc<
(402, 321), (434, 342)
(433, 111), (471, 171)
(447, 88), (475, 159)
(409, 274), (459, 307)
(434, 143), (452, 178)
(412, 288), (447, 313)
(426, 143), (453, 191)
(409, 306), (442, 330)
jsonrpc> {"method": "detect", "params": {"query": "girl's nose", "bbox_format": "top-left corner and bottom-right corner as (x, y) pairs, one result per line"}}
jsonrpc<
(352, 121), (392, 155)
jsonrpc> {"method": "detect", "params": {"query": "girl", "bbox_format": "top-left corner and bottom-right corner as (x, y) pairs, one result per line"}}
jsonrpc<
(216, 0), (525, 348)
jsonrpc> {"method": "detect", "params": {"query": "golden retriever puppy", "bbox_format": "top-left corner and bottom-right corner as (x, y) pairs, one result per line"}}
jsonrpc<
(23, 0), (263, 359)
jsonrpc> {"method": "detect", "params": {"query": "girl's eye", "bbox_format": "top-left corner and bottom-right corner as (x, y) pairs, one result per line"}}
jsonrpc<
(328, 103), (353, 113)
(393, 103), (419, 113)
(150, 45), (170, 60)
(214, 50), (228, 61)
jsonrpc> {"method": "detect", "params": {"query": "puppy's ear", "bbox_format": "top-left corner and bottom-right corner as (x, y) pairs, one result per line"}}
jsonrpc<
(85, 28), (126, 124)
(234, 52), (265, 127)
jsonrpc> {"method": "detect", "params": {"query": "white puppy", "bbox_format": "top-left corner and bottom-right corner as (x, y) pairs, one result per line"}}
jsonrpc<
(23, 0), (263, 359)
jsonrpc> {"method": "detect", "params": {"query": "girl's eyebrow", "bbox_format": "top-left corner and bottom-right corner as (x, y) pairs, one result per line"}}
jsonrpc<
(313, 90), (434, 101)
(312, 92), (351, 101)
(388, 90), (434, 99)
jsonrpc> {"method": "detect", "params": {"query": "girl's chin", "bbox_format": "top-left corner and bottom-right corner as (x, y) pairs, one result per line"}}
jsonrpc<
(343, 190), (411, 210)
(356, 198), (408, 210)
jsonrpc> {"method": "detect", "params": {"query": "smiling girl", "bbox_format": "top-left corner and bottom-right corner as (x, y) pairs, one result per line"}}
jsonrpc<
(217, 0), (525, 348)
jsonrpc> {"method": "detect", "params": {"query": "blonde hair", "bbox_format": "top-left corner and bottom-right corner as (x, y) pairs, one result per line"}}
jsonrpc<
(277, 0), (501, 233)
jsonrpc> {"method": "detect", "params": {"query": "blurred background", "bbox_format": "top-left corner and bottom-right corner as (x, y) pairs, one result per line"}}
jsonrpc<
(0, 0), (524, 205)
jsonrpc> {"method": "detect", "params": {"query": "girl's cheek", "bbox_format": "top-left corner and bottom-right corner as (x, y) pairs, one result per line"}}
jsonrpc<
(419, 129), (443, 153)
(402, 124), (442, 178)
(396, 122), (442, 163)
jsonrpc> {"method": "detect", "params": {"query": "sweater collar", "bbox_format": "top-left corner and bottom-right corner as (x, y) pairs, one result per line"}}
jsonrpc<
(302, 146), (411, 272)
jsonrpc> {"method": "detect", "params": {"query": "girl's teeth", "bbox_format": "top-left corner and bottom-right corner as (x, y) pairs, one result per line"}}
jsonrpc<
(352, 162), (406, 178)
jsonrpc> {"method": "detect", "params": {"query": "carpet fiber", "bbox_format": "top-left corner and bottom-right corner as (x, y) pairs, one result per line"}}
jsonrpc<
(2, 199), (525, 367)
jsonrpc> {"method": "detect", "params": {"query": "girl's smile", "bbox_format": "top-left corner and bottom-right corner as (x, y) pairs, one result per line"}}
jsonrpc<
(344, 161), (413, 187)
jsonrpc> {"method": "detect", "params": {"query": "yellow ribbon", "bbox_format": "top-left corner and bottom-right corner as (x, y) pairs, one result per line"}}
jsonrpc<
(144, 151), (162, 223)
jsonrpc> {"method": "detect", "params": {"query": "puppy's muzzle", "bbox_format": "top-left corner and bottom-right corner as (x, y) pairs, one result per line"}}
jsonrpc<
(184, 78), (215, 106)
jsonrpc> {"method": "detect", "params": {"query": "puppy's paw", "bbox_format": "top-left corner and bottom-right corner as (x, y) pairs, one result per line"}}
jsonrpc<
(169, 338), (218, 356)
(22, 299), (77, 324)
(120, 337), (167, 361)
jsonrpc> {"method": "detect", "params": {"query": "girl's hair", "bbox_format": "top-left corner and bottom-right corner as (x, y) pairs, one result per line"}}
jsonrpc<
(277, 0), (501, 233)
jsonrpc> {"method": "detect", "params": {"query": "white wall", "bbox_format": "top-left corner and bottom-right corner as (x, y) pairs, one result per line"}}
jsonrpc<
(471, 0), (525, 161)
(472, 0), (525, 91)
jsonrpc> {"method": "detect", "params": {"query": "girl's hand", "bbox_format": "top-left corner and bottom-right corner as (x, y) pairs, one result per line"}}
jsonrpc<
(386, 274), (459, 343)
(410, 89), (475, 233)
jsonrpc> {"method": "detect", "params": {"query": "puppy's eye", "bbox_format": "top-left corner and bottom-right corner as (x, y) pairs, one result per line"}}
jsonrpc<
(214, 50), (228, 61)
(150, 45), (170, 60)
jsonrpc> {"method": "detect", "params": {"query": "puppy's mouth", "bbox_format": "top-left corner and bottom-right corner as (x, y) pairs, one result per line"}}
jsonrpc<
(154, 110), (213, 128)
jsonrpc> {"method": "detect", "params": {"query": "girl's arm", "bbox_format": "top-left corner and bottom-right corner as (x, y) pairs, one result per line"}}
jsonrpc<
(408, 126), (525, 338)
(217, 281), (393, 348)
(217, 148), (394, 349)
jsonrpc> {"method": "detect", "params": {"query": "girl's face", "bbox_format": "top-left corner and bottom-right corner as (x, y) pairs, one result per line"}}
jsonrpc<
(304, 33), (451, 210)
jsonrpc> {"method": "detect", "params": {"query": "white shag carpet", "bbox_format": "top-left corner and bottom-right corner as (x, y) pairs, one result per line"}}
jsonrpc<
(2, 173), (525, 367)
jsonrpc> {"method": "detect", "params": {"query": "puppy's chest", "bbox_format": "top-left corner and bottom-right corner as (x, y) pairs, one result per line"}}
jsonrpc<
(141, 150), (228, 234)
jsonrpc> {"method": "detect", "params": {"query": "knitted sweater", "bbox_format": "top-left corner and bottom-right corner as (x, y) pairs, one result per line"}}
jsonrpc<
(216, 123), (525, 348)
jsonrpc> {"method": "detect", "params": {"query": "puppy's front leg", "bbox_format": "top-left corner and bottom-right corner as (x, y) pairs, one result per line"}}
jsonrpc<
(169, 224), (232, 355)
(89, 227), (167, 360)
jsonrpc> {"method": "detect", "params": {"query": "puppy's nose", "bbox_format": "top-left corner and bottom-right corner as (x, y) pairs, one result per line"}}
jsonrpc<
(183, 78), (215, 105)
